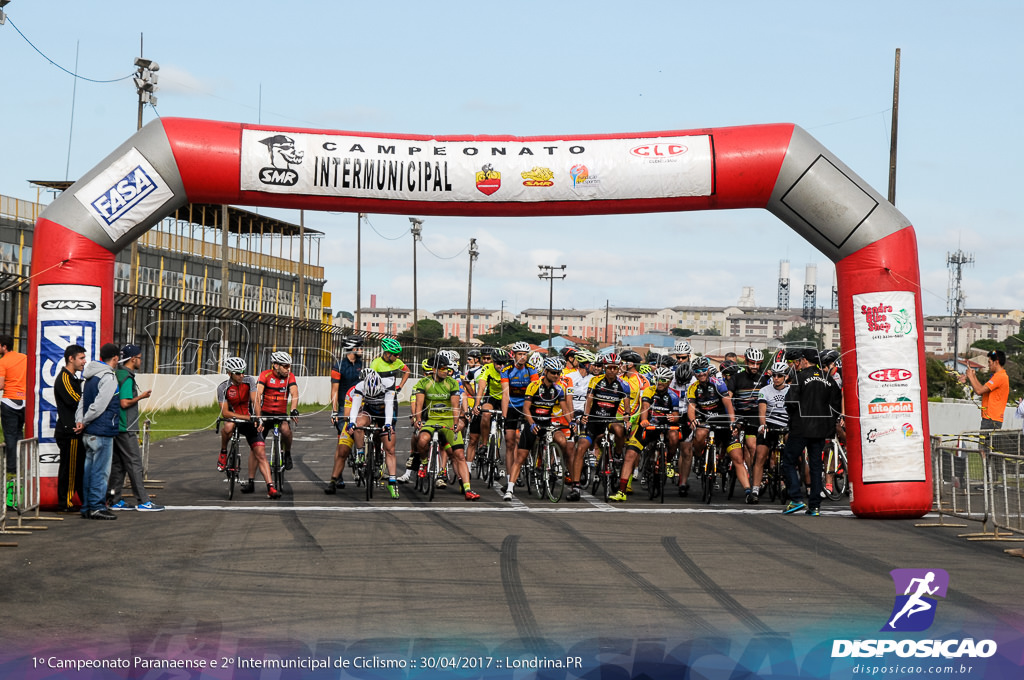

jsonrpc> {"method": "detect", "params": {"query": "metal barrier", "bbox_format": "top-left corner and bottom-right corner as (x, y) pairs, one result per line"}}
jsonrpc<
(140, 419), (163, 489)
(929, 430), (1024, 552)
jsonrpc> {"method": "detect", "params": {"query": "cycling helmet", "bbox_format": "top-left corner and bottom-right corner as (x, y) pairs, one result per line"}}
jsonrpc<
(770, 361), (790, 375)
(601, 353), (621, 366)
(561, 346), (578, 359)
(745, 348), (764, 362)
(644, 351), (661, 364)
(468, 349), (482, 359)
(491, 348), (510, 364)
(480, 346), (494, 357)
(362, 370), (385, 397)
(429, 353), (450, 370)
(528, 351), (544, 369)
(654, 353), (677, 368)
(271, 350), (292, 365)
(638, 364), (653, 375)
(574, 349), (596, 365)
(708, 366), (720, 378)
(821, 349), (840, 366)
(543, 357), (564, 372)
(510, 341), (530, 353)
(675, 362), (693, 384)
(620, 350), (643, 365)
(440, 349), (460, 366)
(720, 358), (740, 376)
(673, 339), (692, 354)
(692, 356), (711, 373)
(224, 356), (246, 373)
(343, 335), (364, 350)
(652, 366), (674, 382)
(380, 338), (402, 354)
(421, 358), (431, 372)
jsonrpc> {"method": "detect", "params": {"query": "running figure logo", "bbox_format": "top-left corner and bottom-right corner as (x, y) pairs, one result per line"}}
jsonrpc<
(882, 568), (949, 632)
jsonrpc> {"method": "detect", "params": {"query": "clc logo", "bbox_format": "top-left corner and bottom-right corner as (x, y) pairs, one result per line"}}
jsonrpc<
(868, 368), (912, 382)
(629, 144), (687, 158)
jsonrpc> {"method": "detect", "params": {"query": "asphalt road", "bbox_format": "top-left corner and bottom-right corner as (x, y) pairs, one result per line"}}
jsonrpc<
(3, 414), (1022, 678)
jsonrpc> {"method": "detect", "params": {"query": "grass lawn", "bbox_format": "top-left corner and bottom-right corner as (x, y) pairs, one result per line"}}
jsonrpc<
(140, 403), (335, 443)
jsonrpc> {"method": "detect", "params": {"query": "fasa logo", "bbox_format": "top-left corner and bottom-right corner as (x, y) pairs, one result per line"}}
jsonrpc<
(41, 300), (97, 311)
(89, 166), (158, 226)
(882, 568), (948, 632)
(630, 143), (687, 158)
(868, 368), (912, 382)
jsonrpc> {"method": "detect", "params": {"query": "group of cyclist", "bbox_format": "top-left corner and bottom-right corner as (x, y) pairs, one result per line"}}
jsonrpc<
(213, 334), (845, 511)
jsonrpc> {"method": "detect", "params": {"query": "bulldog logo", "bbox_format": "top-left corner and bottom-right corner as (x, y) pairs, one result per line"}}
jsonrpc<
(257, 134), (304, 186)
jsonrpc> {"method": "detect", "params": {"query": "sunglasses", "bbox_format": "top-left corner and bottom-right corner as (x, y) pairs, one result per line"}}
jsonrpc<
(772, 372), (788, 378)
(277, 364), (291, 369)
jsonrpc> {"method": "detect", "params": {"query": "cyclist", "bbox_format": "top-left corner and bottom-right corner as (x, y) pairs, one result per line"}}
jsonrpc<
(572, 353), (630, 502)
(819, 348), (845, 496)
(670, 360), (696, 495)
(254, 350), (299, 473)
(467, 347), (503, 470)
(687, 356), (754, 501)
(637, 365), (681, 450)
(563, 349), (595, 418)
(501, 341), (539, 480)
(672, 339), (692, 365)
(732, 348), (769, 489)
(504, 357), (573, 501)
(411, 354), (480, 501)
(330, 335), (364, 430)
(751, 361), (791, 503)
(345, 369), (400, 498)
(218, 357), (280, 499)
(324, 382), (356, 494)
(619, 350), (650, 496)
(370, 338), (410, 393)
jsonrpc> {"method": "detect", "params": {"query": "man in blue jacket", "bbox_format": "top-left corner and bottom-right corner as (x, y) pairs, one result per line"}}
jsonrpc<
(74, 343), (122, 520)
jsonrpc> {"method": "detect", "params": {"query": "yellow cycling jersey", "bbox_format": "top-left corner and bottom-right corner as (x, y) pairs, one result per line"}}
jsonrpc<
(622, 372), (650, 417)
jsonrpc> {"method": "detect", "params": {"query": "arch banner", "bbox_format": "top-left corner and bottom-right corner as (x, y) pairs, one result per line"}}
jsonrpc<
(26, 118), (931, 518)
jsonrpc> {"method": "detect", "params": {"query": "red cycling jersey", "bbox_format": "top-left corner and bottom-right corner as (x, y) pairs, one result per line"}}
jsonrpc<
(258, 369), (297, 415)
(218, 375), (258, 416)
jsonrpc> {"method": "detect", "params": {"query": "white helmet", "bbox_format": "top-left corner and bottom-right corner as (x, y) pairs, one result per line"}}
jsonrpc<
(745, 348), (764, 362)
(224, 357), (246, 374)
(271, 351), (292, 365)
(510, 341), (530, 353)
(440, 349), (460, 366)
(362, 369), (385, 397)
(528, 351), (544, 369)
(652, 366), (674, 382)
(770, 362), (790, 375)
(673, 340), (691, 354)
(543, 357), (565, 372)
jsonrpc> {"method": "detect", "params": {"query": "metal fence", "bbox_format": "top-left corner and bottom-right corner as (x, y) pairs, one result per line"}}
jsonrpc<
(929, 430), (1024, 550)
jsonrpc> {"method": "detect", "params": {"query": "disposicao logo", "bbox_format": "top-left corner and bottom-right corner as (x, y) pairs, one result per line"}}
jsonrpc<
(832, 568), (998, 659)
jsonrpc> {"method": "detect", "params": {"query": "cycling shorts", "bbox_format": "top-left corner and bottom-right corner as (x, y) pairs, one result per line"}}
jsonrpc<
(580, 418), (620, 443)
(334, 420), (354, 448)
(503, 406), (527, 432)
(229, 421), (265, 448)
(419, 422), (465, 450)
(756, 427), (788, 448)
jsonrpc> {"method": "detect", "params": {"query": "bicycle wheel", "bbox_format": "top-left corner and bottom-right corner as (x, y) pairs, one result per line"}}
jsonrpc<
(365, 434), (375, 501)
(823, 442), (848, 501)
(427, 443), (438, 502)
(591, 445), (604, 496)
(270, 435), (285, 492)
(726, 461), (737, 500)
(701, 444), (715, 505)
(599, 447), (615, 502)
(546, 446), (565, 503)
(485, 436), (498, 489)
(649, 442), (666, 502)
(227, 437), (240, 500)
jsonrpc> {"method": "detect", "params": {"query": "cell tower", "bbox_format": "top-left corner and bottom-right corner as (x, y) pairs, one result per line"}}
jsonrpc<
(777, 260), (790, 311)
(830, 267), (839, 309)
(947, 249), (974, 367)
(802, 263), (817, 320)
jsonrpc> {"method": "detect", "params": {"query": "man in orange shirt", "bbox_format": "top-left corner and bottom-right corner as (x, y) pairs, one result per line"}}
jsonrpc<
(0, 334), (28, 480)
(962, 350), (1009, 430)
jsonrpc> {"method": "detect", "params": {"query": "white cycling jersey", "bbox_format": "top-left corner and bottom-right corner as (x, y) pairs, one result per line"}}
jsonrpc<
(563, 369), (591, 415)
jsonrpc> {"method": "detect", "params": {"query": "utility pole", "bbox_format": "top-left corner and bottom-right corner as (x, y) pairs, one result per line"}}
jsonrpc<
(889, 48), (901, 205)
(605, 300), (610, 344)
(500, 300), (506, 341)
(408, 218), (423, 341)
(538, 265), (566, 352)
(356, 213), (363, 332)
(129, 36), (159, 344)
(947, 249), (974, 370)
(465, 238), (479, 343)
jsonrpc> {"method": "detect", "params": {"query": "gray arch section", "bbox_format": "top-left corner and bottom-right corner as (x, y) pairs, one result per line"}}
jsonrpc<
(766, 126), (912, 263)
(40, 121), (188, 253)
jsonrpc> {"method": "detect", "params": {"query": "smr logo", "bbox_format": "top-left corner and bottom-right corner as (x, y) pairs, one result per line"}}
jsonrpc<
(257, 134), (304, 186)
(882, 568), (949, 632)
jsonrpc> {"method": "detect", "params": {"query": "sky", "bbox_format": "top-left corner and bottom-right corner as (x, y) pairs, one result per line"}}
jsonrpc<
(2, 1), (1022, 319)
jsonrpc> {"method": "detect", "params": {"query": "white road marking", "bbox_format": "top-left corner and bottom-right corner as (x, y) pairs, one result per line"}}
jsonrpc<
(158, 503), (857, 516)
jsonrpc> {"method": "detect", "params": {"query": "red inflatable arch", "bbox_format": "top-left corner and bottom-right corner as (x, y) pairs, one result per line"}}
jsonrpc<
(26, 119), (930, 518)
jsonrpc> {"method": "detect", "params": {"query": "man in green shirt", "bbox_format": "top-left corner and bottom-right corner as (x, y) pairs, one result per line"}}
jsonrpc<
(411, 354), (480, 501)
(108, 344), (164, 511)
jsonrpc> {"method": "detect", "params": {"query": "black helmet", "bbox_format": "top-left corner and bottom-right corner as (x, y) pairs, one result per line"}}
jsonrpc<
(343, 335), (364, 350)
(655, 354), (677, 368)
(429, 353), (451, 370)
(491, 348), (510, 365)
(620, 350), (643, 365)
(821, 349), (840, 366)
(675, 362), (693, 384)
(468, 349), (482, 359)
(720, 358), (740, 376)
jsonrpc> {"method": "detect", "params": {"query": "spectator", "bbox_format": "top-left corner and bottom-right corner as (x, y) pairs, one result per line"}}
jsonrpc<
(961, 350), (1009, 430)
(781, 348), (841, 517)
(74, 343), (122, 521)
(107, 344), (164, 512)
(54, 344), (87, 512)
(1, 334), (28, 502)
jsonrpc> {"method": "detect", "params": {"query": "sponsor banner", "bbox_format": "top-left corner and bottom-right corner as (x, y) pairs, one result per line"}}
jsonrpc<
(239, 130), (713, 202)
(853, 291), (925, 482)
(35, 285), (101, 474)
(74, 148), (176, 242)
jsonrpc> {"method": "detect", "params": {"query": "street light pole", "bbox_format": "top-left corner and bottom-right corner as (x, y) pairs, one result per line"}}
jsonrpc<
(129, 39), (159, 344)
(465, 238), (479, 343)
(538, 265), (567, 352)
(500, 299), (506, 341)
(409, 218), (423, 342)
(356, 212), (363, 332)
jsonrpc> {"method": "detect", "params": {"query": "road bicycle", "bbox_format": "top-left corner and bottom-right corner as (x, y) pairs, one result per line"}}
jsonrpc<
(261, 416), (290, 493)
(639, 425), (677, 504)
(216, 417), (248, 500)
(693, 415), (733, 505)
(352, 424), (390, 501)
(528, 423), (566, 503)
(821, 437), (849, 501)
(476, 411), (504, 489)
(415, 425), (453, 502)
(758, 428), (788, 503)
(588, 418), (623, 502)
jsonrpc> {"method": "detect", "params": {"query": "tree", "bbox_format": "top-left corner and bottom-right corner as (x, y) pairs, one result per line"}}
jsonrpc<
(781, 325), (823, 346)
(925, 357), (964, 401)
(474, 320), (547, 347)
(397, 318), (444, 341)
(971, 339), (1005, 353)
(700, 328), (721, 336)
(671, 327), (696, 337)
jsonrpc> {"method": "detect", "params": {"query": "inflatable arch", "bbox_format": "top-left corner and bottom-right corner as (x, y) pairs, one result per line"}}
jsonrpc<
(27, 119), (930, 518)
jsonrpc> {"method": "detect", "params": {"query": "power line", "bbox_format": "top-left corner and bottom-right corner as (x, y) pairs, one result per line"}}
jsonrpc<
(421, 240), (470, 260)
(5, 17), (135, 83)
(363, 216), (405, 241)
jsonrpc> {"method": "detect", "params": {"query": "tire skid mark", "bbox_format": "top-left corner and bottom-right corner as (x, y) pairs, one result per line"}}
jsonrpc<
(662, 536), (774, 634)
(527, 514), (721, 635)
(500, 535), (551, 653)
